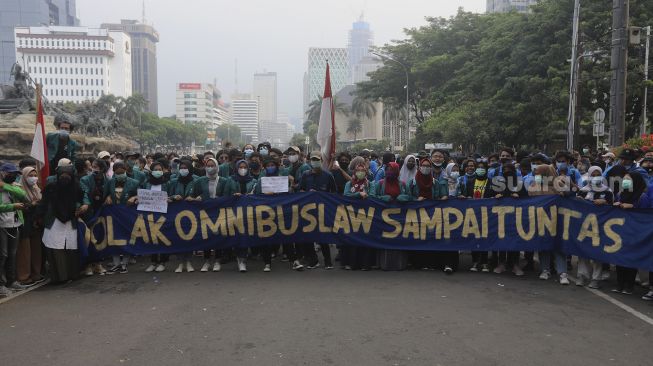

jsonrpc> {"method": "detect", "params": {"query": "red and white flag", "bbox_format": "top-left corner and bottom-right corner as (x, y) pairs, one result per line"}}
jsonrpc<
(30, 89), (49, 184)
(316, 62), (336, 168)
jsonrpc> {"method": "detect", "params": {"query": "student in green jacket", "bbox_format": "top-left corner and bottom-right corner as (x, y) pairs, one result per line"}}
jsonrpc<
(125, 151), (147, 188)
(406, 158), (448, 201)
(142, 161), (172, 273)
(193, 158), (228, 272)
(167, 159), (198, 273)
(103, 162), (139, 275)
(79, 159), (109, 276)
(0, 164), (28, 296)
(224, 160), (258, 272)
(46, 114), (78, 175)
(343, 161), (375, 271)
(370, 162), (410, 202)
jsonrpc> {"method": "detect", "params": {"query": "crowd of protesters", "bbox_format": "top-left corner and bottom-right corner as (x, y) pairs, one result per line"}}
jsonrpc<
(1, 116), (653, 304)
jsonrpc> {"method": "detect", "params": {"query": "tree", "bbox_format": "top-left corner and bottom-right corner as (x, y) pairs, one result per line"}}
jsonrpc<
(347, 118), (363, 142)
(305, 96), (350, 123)
(215, 123), (243, 146)
(351, 96), (377, 120)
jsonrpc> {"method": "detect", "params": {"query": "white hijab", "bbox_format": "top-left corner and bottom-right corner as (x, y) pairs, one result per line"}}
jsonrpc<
(399, 155), (417, 184)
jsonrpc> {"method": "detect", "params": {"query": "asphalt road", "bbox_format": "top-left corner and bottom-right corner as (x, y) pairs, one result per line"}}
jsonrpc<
(1, 253), (652, 366)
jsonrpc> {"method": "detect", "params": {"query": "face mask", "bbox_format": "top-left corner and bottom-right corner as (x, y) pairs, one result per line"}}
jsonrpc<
(534, 175), (543, 184)
(355, 171), (366, 180)
(91, 169), (102, 176)
(288, 155), (299, 163)
(58, 129), (70, 137)
(26, 176), (39, 186)
(590, 176), (603, 186)
(339, 160), (349, 168)
(244, 149), (254, 157)
(531, 164), (539, 172)
(449, 171), (460, 180)
(582, 149), (590, 155)
(238, 168), (248, 177)
(622, 179), (633, 190)
(151, 171), (164, 179)
(433, 162), (443, 168)
(115, 173), (127, 182)
(259, 149), (269, 156)
(282, 159), (291, 167)
(311, 161), (322, 169)
(490, 162), (500, 169)
(556, 162), (567, 170)
(406, 163), (416, 170)
(127, 160), (136, 168)
(500, 157), (510, 164)
(475, 168), (486, 177)
(179, 169), (190, 177)
(265, 166), (278, 175)
(205, 167), (217, 176)
(420, 167), (431, 175)
(249, 162), (260, 171)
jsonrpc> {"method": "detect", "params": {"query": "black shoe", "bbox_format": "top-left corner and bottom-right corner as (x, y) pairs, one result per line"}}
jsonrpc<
(119, 265), (128, 274)
(107, 265), (121, 274)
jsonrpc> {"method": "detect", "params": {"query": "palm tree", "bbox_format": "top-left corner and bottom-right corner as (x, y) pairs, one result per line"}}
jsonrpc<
(351, 96), (377, 120)
(347, 118), (363, 142)
(305, 96), (350, 123)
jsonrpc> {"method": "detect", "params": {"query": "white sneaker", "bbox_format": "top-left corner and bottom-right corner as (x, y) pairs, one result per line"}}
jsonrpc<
(186, 261), (195, 273)
(175, 263), (184, 273)
(85, 265), (94, 276)
(559, 273), (570, 285)
(212, 262), (221, 272)
(155, 264), (166, 272)
(0, 286), (12, 297)
(145, 264), (156, 273)
(512, 265), (524, 277)
(493, 264), (506, 274)
(292, 260), (304, 271)
(263, 264), (271, 272)
(539, 270), (550, 280)
(200, 261), (210, 272)
(95, 264), (107, 275)
(237, 258), (247, 272)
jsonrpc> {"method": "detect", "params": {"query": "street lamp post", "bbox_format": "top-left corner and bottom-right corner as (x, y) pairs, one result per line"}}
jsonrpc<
(372, 52), (410, 152)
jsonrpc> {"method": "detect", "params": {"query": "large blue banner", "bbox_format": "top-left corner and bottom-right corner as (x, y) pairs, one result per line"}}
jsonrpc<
(78, 192), (653, 271)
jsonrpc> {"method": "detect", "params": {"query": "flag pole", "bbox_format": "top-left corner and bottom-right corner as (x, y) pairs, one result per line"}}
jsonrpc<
(35, 84), (42, 185)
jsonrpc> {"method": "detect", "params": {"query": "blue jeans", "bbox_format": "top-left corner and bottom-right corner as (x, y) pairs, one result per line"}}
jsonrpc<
(538, 250), (567, 274)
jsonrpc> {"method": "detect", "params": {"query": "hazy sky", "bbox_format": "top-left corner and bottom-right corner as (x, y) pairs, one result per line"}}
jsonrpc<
(77, 0), (485, 119)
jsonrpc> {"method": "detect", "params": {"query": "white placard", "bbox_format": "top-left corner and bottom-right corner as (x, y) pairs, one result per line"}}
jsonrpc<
(260, 176), (289, 194)
(137, 189), (169, 213)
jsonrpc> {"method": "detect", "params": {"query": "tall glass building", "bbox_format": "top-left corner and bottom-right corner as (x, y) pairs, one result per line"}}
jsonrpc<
(0, 0), (79, 84)
(303, 48), (348, 113)
(348, 15), (373, 84)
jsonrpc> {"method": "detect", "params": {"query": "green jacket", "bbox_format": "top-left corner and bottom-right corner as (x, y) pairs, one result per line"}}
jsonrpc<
(223, 177), (258, 196)
(104, 177), (140, 205)
(193, 176), (227, 200)
(46, 132), (78, 165)
(80, 174), (107, 206)
(167, 177), (197, 198)
(406, 177), (448, 201)
(218, 162), (233, 178)
(370, 179), (410, 202)
(343, 180), (372, 198)
(128, 169), (147, 188)
(0, 183), (27, 224)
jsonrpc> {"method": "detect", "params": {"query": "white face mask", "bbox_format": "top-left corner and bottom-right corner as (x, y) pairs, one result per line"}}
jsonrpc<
(288, 155), (299, 163)
(449, 171), (460, 180)
(238, 168), (248, 177)
(26, 176), (39, 186)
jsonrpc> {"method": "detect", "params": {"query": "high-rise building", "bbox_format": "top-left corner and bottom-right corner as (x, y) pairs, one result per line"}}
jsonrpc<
(0, 0), (80, 84)
(175, 83), (218, 129)
(14, 26), (131, 103)
(212, 103), (231, 126)
(231, 94), (259, 143)
(304, 48), (348, 113)
(486, 0), (538, 13)
(253, 71), (277, 142)
(352, 55), (382, 84)
(101, 20), (159, 114)
(348, 14), (373, 84)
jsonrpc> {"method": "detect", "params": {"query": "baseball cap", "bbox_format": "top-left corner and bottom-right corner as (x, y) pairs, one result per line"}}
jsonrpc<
(0, 163), (21, 174)
(98, 151), (110, 159)
(601, 152), (616, 159)
(310, 151), (322, 160)
(285, 146), (301, 154)
(57, 158), (72, 167)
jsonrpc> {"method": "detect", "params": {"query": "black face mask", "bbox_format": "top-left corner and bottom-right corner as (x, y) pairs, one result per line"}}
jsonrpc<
(2, 175), (17, 184)
(249, 162), (260, 171)
(339, 160), (349, 168)
(406, 163), (416, 170)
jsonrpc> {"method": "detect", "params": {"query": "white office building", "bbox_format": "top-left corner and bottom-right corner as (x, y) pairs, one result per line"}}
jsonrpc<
(14, 26), (132, 103)
(303, 48), (348, 112)
(212, 104), (231, 126)
(231, 94), (259, 143)
(175, 83), (218, 128)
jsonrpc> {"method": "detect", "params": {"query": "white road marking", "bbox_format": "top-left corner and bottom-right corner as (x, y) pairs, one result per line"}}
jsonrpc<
(568, 275), (653, 326)
(0, 280), (49, 305)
